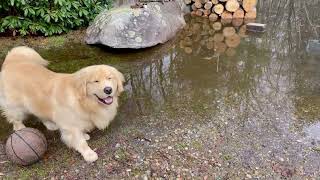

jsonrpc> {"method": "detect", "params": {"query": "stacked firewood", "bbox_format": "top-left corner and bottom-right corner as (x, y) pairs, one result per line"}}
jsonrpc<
(186, 0), (257, 20)
(178, 17), (247, 57)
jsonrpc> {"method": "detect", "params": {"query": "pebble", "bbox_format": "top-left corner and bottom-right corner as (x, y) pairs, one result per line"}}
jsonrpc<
(142, 174), (148, 180)
(135, 37), (142, 43)
(128, 31), (135, 38)
(168, 146), (173, 150)
(246, 174), (252, 179)
(115, 143), (120, 148)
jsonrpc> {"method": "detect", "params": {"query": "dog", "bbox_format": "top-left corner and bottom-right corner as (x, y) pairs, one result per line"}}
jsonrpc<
(0, 46), (125, 162)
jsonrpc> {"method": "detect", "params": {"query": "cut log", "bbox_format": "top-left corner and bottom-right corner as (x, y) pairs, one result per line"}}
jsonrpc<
(214, 41), (227, 53)
(242, 0), (257, 12)
(212, 21), (222, 30)
(201, 0), (209, 4)
(213, 33), (224, 42)
(194, 34), (202, 42)
(211, 0), (219, 4)
(191, 3), (197, 11)
(202, 23), (211, 31)
(195, 0), (203, 8)
(208, 29), (215, 36)
(226, 47), (236, 57)
(184, 0), (192, 4)
(232, 18), (244, 27)
(196, 9), (204, 16)
(200, 39), (206, 46)
(192, 23), (201, 32)
(208, 36), (215, 41)
(184, 37), (193, 46)
(213, 4), (224, 15)
(223, 26), (236, 37)
(221, 11), (233, 19)
(207, 41), (214, 50)
(191, 11), (197, 16)
(179, 40), (185, 48)
(209, 13), (218, 22)
(203, 9), (211, 16)
(184, 47), (193, 54)
(233, 8), (245, 18)
(204, 2), (213, 9)
(225, 34), (241, 48)
(185, 30), (193, 37)
(225, 0), (240, 12)
(238, 25), (247, 37)
(244, 8), (257, 19)
(221, 18), (232, 25)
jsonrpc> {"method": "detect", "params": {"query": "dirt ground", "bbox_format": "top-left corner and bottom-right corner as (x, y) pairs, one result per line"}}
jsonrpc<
(0, 3), (320, 179)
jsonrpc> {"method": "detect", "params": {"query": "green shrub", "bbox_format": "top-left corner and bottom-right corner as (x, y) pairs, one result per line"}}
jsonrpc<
(0, 0), (112, 36)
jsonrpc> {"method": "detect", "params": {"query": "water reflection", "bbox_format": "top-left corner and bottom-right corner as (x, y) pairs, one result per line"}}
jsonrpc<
(0, 2), (319, 175)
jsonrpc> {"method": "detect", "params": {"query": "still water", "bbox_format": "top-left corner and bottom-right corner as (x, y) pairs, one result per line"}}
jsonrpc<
(0, 0), (319, 178)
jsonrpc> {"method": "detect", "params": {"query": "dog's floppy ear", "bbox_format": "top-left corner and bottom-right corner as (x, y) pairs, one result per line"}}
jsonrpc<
(73, 68), (89, 99)
(112, 67), (125, 96)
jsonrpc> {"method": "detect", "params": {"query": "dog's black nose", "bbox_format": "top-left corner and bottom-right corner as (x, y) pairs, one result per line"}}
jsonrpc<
(104, 87), (112, 95)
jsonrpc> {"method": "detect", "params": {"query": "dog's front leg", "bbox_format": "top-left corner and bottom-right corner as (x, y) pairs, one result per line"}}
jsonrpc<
(61, 129), (98, 162)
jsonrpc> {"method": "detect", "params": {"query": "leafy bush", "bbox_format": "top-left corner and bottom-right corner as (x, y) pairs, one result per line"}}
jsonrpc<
(0, 0), (112, 36)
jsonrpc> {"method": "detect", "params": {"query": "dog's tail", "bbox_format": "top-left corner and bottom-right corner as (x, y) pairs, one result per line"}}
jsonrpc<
(2, 46), (49, 69)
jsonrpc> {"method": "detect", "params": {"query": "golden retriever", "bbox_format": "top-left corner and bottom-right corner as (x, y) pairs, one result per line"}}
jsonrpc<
(0, 46), (125, 162)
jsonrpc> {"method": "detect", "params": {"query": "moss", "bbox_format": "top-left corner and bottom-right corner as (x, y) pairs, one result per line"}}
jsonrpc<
(46, 36), (67, 47)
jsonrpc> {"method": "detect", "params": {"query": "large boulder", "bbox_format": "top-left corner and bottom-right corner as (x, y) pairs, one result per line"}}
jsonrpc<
(85, 1), (186, 48)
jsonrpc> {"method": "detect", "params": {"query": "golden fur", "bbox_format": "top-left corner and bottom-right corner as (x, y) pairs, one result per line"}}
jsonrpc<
(0, 46), (125, 162)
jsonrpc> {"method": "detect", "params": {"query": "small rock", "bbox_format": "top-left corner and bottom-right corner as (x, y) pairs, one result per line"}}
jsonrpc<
(135, 37), (142, 43)
(168, 146), (173, 150)
(246, 174), (252, 179)
(142, 174), (148, 180)
(128, 31), (136, 38)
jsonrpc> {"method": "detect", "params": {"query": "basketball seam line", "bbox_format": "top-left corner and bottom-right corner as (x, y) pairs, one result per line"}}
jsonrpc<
(14, 132), (41, 160)
(10, 135), (28, 164)
(19, 129), (47, 150)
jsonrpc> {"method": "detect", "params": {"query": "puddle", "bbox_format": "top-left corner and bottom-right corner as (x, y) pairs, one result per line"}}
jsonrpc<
(0, 0), (320, 178)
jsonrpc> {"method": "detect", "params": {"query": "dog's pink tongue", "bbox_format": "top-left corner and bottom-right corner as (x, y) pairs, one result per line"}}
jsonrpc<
(103, 97), (113, 105)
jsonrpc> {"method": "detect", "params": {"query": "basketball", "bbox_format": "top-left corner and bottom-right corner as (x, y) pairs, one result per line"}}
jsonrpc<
(5, 128), (47, 166)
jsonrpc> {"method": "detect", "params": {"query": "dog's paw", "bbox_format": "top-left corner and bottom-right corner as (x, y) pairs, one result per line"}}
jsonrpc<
(43, 121), (59, 131)
(13, 123), (26, 131)
(83, 150), (98, 162)
(84, 133), (90, 140)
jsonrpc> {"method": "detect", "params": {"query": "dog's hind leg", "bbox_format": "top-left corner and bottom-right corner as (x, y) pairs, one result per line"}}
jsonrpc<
(3, 107), (27, 130)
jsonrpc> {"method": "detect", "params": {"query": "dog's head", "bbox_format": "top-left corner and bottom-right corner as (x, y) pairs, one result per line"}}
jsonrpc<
(74, 65), (125, 106)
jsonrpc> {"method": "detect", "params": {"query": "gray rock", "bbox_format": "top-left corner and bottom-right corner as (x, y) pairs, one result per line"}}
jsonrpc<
(85, 1), (186, 48)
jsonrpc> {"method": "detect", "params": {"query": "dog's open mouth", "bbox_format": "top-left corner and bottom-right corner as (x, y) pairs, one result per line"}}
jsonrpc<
(94, 94), (113, 105)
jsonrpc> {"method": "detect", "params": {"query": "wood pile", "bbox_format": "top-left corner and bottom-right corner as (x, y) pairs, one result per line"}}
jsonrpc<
(187, 0), (257, 20)
(178, 17), (249, 57)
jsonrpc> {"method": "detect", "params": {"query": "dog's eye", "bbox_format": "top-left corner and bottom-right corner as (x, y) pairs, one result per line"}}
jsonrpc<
(94, 80), (99, 83)
(107, 77), (112, 80)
